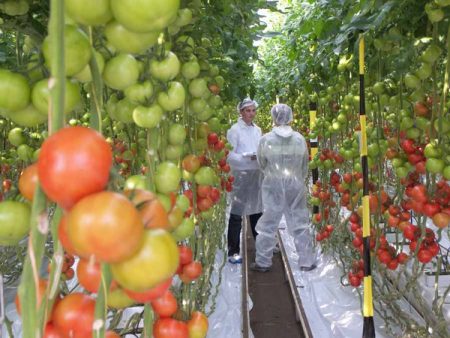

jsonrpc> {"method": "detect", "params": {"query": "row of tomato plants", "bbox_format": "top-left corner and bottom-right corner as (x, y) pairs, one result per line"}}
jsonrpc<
(261, 2), (450, 337)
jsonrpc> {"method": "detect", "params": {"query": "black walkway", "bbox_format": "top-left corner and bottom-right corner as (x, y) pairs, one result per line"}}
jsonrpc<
(246, 229), (306, 338)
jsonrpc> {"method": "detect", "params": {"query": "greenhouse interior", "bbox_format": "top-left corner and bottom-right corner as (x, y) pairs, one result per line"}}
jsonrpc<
(1, 0), (450, 337)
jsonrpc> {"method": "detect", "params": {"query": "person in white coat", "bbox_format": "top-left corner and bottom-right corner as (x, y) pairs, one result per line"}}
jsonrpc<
(250, 103), (316, 272)
(226, 98), (263, 264)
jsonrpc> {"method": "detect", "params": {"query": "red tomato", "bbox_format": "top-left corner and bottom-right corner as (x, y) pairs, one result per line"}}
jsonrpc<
(76, 258), (101, 293)
(181, 261), (202, 281)
(207, 133), (218, 145)
(57, 215), (77, 255)
(197, 197), (213, 212)
(197, 185), (212, 198)
(52, 293), (95, 337)
(418, 249), (433, 264)
(151, 290), (178, 317)
(182, 154), (201, 173)
(18, 163), (39, 201)
(187, 311), (208, 338)
(63, 268), (75, 281)
(38, 126), (112, 209)
(67, 191), (144, 263)
(105, 331), (121, 338)
(154, 318), (189, 338)
(397, 252), (409, 264)
(124, 277), (172, 303)
(209, 187), (221, 203)
(179, 245), (193, 266)
(43, 323), (63, 338)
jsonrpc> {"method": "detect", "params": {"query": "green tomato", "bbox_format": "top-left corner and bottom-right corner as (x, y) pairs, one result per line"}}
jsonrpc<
(425, 4), (444, 23)
(105, 21), (160, 54)
(404, 73), (421, 89)
(157, 193), (172, 212)
(424, 143), (442, 158)
(208, 95), (222, 108)
(426, 158), (445, 174)
(391, 158), (404, 168)
(435, 0), (450, 6)
(443, 166), (450, 180)
(149, 52), (180, 82)
(1, 0), (29, 16)
(124, 81), (154, 104)
(372, 82), (385, 95)
(125, 175), (150, 190)
(367, 143), (380, 157)
(207, 117), (221, 133)
(132, 103), (164, 128)
(0, 69), (30, 112)
(65, 0), (112, 25)
(8, 127), (26, 146)
(0, 201), (31, 246)
(168, 123), (186, 145)
(406, 127), (421, 140)
(103, 54), (140, 90)
(209, 64), (220, 77)
(415, 63), (432, 80)
(107, 288), (135, 309)
(42, 25), (91, 76)
(165, 144), (184, 161)
(195, 105), (213, 122)
(17, 144), (33, 161)
(181, 59), (201, 80)
(157, 81), (185, 111)
(214, 75), (225, 88)
(175, 194), (190, 212)
(31, 78), (81, 115)
(400, 117), (414, 131)
(194, 166), (218, 186)
(189, 78), (209, 98)
(155, 161), (181, 194)
(433, 118), (450, 133)
(175, 8), (193, 26)
(172, 217), (195, 241)
(110, 0), (179, 33)
(189, 98), (208, 114)
(323, 159), (333, 169)
(73, 51), (105, 83)
(8, 104), (46, 127)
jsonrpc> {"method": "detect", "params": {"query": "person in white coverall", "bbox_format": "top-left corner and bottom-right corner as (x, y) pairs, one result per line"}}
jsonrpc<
(226, 98), (263, 264)
(250, 103), (316, 272)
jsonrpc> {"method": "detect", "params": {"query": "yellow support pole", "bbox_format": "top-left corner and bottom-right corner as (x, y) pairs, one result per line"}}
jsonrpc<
(359, 34), (376, 338)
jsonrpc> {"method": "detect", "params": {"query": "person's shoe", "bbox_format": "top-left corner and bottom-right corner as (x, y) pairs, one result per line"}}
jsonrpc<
(300, 264), (317, 272)
(273, 243), (281, 254)
(250, 262), (271, 272)
(228, 254), (242, 264)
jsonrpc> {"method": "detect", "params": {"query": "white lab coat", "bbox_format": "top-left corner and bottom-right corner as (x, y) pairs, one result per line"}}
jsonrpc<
(226, 118), (263, 216)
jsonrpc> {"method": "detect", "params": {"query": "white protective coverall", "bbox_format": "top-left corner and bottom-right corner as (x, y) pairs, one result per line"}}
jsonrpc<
(255, 104), (316, 269)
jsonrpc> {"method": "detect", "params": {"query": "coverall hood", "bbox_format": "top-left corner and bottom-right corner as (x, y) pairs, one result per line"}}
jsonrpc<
(273, 125), (294, 138)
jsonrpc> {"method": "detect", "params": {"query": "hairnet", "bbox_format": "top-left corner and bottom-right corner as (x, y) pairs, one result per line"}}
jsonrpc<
(271, 104), (293, 125)
(236, 98), (258, 113)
